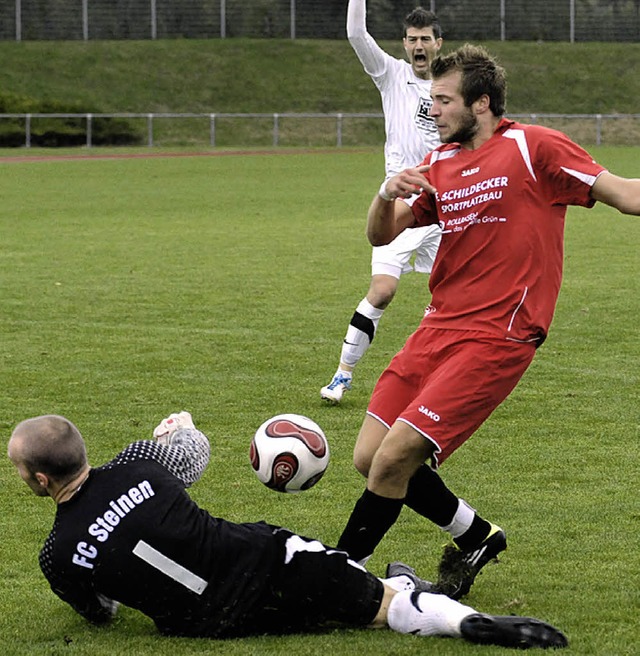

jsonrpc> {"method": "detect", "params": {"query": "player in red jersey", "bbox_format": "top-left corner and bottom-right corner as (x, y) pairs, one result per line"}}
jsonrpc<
(337, 44), (640, 599)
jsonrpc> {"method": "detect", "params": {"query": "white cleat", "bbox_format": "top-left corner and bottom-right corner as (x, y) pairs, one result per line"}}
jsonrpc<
(320, 372), (352, 404)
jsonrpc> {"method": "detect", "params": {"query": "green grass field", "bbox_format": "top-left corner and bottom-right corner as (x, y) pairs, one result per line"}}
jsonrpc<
(0, 146), (638, 655)
(2, 40), (640, 115)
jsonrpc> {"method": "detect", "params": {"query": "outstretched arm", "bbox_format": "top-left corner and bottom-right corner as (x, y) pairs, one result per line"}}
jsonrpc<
(591, 171), (640, 215)
(106, 412), (210, 487)
(150, 411), (210, 486)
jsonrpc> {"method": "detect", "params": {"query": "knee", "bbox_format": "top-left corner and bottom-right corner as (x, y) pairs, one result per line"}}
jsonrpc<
(370, 447), (408, 484)
(353, 444), (373, 478)
(368, 278), (399, 309)
(368, 437), (429, 492)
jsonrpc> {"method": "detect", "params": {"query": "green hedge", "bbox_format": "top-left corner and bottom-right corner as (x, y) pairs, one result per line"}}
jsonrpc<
(0, 92), (143, 147)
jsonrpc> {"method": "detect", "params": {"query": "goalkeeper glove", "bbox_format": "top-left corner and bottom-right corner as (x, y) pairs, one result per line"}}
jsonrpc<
(153, 411), (195, 445)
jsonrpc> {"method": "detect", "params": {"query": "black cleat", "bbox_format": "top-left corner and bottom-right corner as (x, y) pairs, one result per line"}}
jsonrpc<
(435, 524), (507, 599)
(385, 561), (435, 592)
(460, 613), (569, 649)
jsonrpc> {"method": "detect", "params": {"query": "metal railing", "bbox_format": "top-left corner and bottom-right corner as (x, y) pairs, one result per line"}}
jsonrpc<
(1, 112), (639, 149)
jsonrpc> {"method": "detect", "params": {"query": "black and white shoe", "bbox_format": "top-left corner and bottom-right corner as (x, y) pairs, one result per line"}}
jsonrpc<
(435, 524), (507, 599)
(460, 613), (569, 649)
(385, 561), (435, 592)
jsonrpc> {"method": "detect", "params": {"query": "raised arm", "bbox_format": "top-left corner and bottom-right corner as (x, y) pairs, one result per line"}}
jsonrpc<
(106, 412), (210, 488)
(347, 0), (389, 77)
(591, 171), (640, 215)
(150, 411), (210, 486)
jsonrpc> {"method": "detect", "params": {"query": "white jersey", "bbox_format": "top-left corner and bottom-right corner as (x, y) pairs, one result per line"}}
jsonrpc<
(347, 0), (440, 178)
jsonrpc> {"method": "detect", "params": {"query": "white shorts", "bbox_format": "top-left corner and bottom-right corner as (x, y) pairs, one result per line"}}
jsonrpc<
(371, 198), (442, 278)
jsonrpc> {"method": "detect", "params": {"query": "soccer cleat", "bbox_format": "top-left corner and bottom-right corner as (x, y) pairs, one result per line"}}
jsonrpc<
(435, 524), (507, 599)
(385, 561), (435, 593)
(320, 372), (352, 404)
(460, 613), (569, 649)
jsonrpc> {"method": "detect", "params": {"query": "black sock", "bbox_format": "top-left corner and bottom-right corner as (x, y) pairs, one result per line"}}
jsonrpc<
(454, 515), (492, 550)
(336, 488), (403, 562)
(404, 464), (492, 549)
(404, 464), (460, 526)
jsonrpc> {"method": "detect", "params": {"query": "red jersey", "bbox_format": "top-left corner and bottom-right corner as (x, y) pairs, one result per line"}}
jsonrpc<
(411, 118), (606, 343)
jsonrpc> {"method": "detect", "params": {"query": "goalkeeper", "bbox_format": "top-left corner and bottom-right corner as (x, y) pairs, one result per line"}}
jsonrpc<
(7, 412), (566, 648)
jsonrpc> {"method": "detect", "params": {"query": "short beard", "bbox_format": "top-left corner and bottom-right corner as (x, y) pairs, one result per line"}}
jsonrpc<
(443, 108), (479, 144)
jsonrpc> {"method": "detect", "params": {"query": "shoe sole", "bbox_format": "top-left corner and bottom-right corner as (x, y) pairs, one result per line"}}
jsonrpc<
(320, 385), (349, 404)
(460, 613), (568, 649)
(320, 391), (342, 404)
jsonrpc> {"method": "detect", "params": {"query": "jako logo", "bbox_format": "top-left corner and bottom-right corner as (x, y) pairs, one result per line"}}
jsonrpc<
(461, 167), (480, 177)
(418, 405), (440, 421)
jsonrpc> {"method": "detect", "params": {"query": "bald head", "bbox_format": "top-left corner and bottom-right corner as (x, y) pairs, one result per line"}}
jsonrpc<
(9, 415), (88, 488)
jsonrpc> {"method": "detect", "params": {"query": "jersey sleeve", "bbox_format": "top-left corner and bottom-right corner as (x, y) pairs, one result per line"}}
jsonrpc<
(410, 191), (439, 227)
(347, 0), (391, 78)
(52, 583), (117, 625)
(535, 127), (607, 207)
(39, 538), (118, 625)
(105, 428), (210, 487)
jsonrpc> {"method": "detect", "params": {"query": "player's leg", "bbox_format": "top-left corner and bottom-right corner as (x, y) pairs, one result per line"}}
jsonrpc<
(320, 272), (399, 404)
(385, 589), (568, 648)
(336, 420), (433, 564)
(263, 532), (567, 648)
(395, 331), (537, 598)
(402, 464), (507, 598)
(347, 415), (468, 592)
(251, 530), (385, 633)
(320, 276), (396, 404)
(352, 413), (389, 478)
(386, 467), (501, 592)
(257, 531), (482, 642)
(337, 327), (530, 594)
(335, 329), (444, 563)
(347, 415), (495, 592)
(321, 222), (420, 404)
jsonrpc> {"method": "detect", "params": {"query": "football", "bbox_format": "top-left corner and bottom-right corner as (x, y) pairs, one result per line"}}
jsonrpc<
(249, 414), (330, 493)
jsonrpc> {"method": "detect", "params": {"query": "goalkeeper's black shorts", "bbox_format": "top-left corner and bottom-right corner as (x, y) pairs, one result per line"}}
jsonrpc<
(229, 526), (384, 637)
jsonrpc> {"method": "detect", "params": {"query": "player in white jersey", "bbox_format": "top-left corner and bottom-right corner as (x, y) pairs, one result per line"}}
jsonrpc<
(321, 2), (443, 404)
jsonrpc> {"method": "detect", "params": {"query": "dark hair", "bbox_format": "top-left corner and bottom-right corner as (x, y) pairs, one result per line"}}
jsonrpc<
(19, 415), (88, 482)
(431, 43), (507, 116)
(403, 7), (442, 39)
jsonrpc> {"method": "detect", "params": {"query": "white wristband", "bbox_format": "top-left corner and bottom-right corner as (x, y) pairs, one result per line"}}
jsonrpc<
(378, 180), (393, 202)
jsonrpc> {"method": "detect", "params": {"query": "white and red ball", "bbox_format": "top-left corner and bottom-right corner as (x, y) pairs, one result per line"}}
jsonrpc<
(249, 414), (329, 493)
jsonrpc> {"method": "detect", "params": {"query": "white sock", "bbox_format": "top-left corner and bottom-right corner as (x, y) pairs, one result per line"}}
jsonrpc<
(440, 499), (475, 539)
(340, 298), (384, 368)
(356, 297), (385, 323)
(381, 574), (415, 592)
(387, 590), (476, 637)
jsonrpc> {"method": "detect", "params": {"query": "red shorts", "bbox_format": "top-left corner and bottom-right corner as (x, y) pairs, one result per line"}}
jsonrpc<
(367, 326), (537, 466)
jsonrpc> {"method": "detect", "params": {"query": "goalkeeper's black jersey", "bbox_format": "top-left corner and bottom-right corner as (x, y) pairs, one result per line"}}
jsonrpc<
(39, 431), (281, 638)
